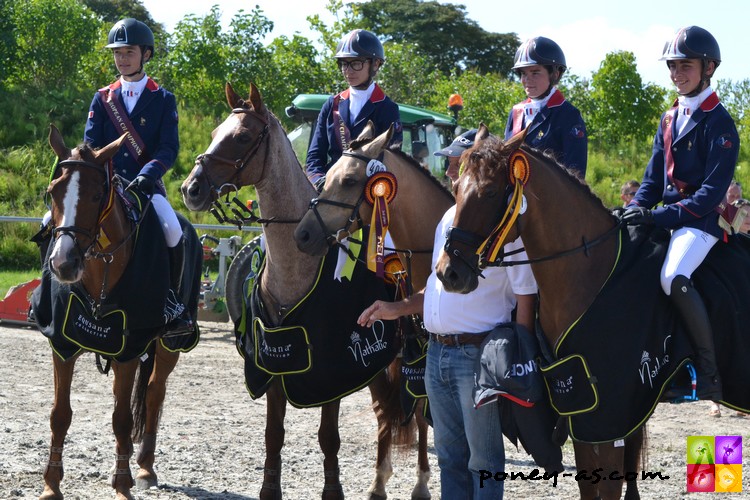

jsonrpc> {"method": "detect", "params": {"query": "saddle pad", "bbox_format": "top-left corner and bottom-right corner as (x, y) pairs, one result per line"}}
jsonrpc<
(253, 319), (312, 375)
(62, 291), (127, 356)
(540, 354), (598, 416)
(399, 317), (428, 423)
(237, 245), (399, 408)
(555, 225), (692, 443)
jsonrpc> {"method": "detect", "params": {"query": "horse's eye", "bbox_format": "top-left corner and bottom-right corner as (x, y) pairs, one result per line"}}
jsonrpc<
(236, 132), (252, 145)
(342, 177), (358, 187)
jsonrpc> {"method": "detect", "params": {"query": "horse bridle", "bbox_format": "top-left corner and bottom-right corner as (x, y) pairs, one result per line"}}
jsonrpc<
(305, 150), (371, 247)
(51, 159), (118, 261)
(194, 104), (269, 199)
(443, 151), (622, 277)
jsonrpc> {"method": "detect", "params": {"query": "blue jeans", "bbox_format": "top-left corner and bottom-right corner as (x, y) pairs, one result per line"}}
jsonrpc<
(425, 339), (505, 499)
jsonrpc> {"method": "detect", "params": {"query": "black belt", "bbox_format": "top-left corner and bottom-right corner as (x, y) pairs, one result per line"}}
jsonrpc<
(429, 332), (487, 347)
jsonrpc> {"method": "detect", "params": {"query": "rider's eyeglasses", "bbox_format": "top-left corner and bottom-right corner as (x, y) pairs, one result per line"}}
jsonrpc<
(338, 59), (367, 71)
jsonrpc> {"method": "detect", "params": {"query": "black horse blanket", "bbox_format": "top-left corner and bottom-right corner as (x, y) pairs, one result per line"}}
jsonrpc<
(31, 197), (201, 362)
(235, 245), (399, 408)
(542, 225), (750, 443)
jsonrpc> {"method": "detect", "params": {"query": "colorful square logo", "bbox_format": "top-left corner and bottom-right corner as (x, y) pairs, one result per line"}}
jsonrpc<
(715, 435), (742, 464)
(687, 464), (715, 492)
(715, 464), (742, 492)
(687, 436), (715, 465)
(687, 436), (742, 493)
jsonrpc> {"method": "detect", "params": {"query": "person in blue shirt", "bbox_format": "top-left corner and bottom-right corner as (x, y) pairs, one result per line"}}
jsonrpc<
(504, 36), (588, 179)
(83, 18), (191, 333)
(622, 26), (740, 402)
(305, 29), (402, 191)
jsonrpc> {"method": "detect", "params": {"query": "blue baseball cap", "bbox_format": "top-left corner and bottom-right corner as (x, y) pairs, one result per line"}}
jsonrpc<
(434, 129), (478, 158)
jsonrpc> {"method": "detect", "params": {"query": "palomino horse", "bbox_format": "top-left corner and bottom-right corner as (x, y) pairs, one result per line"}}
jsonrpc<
(180, 82), (426, 500)
(293, 123), (456, 494)
(435, 126), (648, 500)
(34, 125), (201, 500)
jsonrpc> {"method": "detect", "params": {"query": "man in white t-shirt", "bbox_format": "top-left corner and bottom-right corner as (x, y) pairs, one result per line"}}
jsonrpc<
(358, 135), (555, 498)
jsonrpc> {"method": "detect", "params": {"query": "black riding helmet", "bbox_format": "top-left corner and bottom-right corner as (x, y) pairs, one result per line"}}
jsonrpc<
(106, 18), (154, 77)
(660, 26), (720, 96)
(513, 37), (566, 89)
(335, 29), (385, 62)
(106, 18), (154, 51)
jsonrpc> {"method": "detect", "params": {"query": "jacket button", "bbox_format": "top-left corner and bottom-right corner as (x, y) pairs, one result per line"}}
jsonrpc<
(667, 184), (674, 191)
(124, 152), (129, 157)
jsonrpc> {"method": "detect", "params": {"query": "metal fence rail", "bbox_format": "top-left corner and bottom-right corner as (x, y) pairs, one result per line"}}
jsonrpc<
(0, 215), (262, 233)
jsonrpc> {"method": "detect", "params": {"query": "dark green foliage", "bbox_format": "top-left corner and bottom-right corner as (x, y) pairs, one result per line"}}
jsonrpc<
(0, 0), (749, 271)
(355, 0), (519, 76)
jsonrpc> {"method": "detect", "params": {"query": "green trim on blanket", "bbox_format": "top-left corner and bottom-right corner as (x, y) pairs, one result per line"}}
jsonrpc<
(554, 229), (623, 358)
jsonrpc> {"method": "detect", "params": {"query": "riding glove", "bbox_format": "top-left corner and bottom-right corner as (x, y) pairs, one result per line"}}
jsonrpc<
(127, 175), (156, 195)
(313, 176), (326, 193)
(620, 207), (654, 225)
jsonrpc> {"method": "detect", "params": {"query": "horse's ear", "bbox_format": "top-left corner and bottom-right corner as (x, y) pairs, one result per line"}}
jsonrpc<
(476, 123), (491, 142)
(474, 123), (491, 149)
(48, 124), (70, 159)
(506, 125), (528, 152)
(359, 121), (376, 141)
(92, 133), (128, 163)
(248, 82), (266, 114)
(365, 123), (393, 155)
(225, 82), (243, 109)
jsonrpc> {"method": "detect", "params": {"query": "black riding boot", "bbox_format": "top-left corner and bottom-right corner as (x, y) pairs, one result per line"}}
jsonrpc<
(166, 238), (194, 334)
(670, 275), (722, 401)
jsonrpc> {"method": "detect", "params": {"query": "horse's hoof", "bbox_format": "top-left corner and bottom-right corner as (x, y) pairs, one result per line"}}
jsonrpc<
(259, 484), (283, 500)
(135, 474), (158, 489)
(322, 483), (345, 500)
(368, 493), (387, 500)
(39, 486), (63, 500)
(411, 492), (431, 500)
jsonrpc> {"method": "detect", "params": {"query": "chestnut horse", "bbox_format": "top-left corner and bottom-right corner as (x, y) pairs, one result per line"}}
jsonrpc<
(35, 125), (201, 500)
(293, 123), (456, 496)
(180, 83), (425, 500)
(434, 126), (647, 500)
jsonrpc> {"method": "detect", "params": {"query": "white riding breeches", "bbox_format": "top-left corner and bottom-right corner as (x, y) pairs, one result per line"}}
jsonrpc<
(151, 194), (183, 248)
(660, 226), (718, 295)
(42, 194), (182, 248)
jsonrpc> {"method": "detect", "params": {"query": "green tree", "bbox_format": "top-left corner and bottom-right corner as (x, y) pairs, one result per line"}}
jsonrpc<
(587, 51), (666, 148)
(9, 0), (100, 89)
(263, 34), (331, 127)
(0, 0), (16, 86)
(355, 0), (518, 76)
(431, 70), (524, 133)
(82, 0), (157, 24)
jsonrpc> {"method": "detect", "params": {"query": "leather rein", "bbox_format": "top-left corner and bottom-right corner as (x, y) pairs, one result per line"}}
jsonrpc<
(444, 149), (622, 278)
(195, 105), (303, 228)
(50, 158), (143, 305)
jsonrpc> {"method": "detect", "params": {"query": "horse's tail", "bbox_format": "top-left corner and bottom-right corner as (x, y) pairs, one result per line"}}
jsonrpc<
(131, 341), (157, 443)
(623, 425), (648, 500)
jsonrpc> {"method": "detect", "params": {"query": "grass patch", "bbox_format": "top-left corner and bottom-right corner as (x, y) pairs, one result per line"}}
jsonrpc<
(0, 269), (40, 299)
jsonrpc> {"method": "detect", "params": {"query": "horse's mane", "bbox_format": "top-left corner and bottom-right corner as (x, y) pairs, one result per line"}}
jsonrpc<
(348, 136), (454, 201)
(473, 135), (610, 213)
(76, 142), (95, 158)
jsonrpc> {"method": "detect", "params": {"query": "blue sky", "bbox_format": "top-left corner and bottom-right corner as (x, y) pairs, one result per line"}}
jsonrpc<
(139, 0), (746, 87)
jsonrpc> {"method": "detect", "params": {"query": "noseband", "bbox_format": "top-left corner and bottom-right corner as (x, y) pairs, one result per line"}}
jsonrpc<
(51, 159), (116, 260)
(194, 105), (269, 199)
(306, 150), (373, 247)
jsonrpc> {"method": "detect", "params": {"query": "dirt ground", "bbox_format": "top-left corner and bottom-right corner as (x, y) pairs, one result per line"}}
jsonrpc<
(1, 320), (748, 499)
